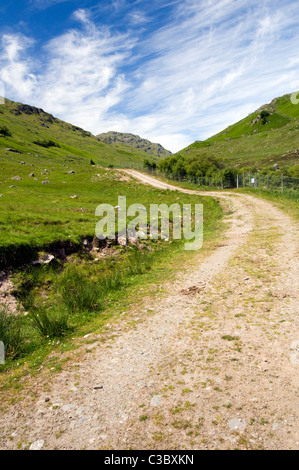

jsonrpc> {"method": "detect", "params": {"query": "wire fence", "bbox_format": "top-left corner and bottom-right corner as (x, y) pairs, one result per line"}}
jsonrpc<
(114, 162), (299, 198)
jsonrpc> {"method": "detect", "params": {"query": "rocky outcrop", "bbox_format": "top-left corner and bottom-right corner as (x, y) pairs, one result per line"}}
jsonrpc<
(97, 131), (172, 158)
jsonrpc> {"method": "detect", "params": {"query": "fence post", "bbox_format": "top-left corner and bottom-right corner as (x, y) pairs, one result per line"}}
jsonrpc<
(237, 174), (239, 189)
(281, 174), (284, 195)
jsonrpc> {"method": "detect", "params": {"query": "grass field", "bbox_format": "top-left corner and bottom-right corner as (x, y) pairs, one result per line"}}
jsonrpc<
(0, 158), (223, 375)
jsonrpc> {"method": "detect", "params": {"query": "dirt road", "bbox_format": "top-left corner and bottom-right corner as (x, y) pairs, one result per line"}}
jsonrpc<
(0, 170), (298, 450)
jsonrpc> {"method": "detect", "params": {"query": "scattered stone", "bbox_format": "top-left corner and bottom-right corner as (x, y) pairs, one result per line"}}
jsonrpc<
(11, 176), (22, 181)
(67, 170), (75, 175)
(42, 180), (50, 184)
(70, 195), (78, 199)
(10, 185), (18, 188)
(94, 385), (104, 390)
(150, 395), (162, 407)
(32, 254), (55, 266)
(180, 284), (205, 296)
(229, 418), (247, 432)
(118, 237), (127, 246)
(62, 404), (76, 412)
(29, 439), (45, 451)
(5, 148), (21, 153)
(0, 194), (3, 197)
(128, 237), (138, 245)
(29, 173), (35, 177)
(290, 340), (299, 365)
(20, 161), (25, 165)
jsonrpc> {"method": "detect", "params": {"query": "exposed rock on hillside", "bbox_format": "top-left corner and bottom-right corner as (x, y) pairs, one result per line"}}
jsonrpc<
(97, 131), (172, 158)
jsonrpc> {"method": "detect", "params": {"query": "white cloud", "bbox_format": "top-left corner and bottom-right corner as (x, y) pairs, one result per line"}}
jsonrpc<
(29, 0), (73, 10)
(1, 1), (299, 152)
(0, 10), (134, 132)
(0, 34), (37, 98)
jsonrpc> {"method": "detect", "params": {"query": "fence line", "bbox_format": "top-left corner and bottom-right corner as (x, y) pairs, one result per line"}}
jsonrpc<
(113, 162), (299, 196)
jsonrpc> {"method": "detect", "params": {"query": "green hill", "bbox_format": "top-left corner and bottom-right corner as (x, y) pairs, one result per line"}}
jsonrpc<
(180, 93), (299, 170)
(0, 97), (162, 267)
(0, 98), (151, 168)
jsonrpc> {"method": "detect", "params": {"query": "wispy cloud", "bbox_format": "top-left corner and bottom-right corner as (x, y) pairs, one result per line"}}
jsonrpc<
(0, 8), (134, 131)
(1, 0), (299, 152)
(29, 0), (74, 10)
(113, 0), (299, 149)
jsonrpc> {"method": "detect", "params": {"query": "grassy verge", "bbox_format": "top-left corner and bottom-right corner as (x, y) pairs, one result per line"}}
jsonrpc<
(234, 188), (299, 219)
(0, 167), (223, 389)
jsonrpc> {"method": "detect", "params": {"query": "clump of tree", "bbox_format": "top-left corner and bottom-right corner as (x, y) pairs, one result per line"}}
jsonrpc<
(0, 125), (12, 137)
(33, 139), (60, 148)
(261, 110), (270, 125)
(143, 159), (157, 171)
(158, 153), (225, 181)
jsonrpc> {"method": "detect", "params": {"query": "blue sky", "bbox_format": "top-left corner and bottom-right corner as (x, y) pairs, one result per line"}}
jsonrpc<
(0, 0), (299, 151)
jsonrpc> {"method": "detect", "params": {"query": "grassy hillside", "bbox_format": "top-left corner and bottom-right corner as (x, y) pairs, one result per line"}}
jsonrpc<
(180, 93), (299, 169)
(0, 150), (222, 371)
(0, 97), (221, 266)
(0, 98), (152, 168)
(0, 97), (224, 373)
(97, 131), (172, 159)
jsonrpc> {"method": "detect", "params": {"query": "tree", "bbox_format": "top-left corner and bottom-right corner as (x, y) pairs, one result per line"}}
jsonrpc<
(260, 110), (270, 125)
(222, 168), (237, 188)
(0, 126), (12, 137)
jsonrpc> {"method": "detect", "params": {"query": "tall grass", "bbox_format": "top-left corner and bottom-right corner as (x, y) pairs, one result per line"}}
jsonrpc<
(56, 264), (103, 314)
(125, 249), (152, 276)
(0, 307), (23, 359)
(30, 307), (71, 339)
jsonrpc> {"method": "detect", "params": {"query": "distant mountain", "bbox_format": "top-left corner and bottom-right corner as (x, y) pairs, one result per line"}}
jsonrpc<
(0, 98), (153, 167)
(97, 131), (172, 159)
(180, 93), (299, 169)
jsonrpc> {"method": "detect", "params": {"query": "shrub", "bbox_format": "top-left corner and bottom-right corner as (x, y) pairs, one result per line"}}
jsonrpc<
(56, 265), (102, 313)
(143, 159), (157, 171)
(261, 110), (270, 125)
(222, 168), (237, 188)
(30, 307), (71, 338)
(33, 139), (60, 148)
(0, 125), (12, 137)
(102, 271), (123, 291)
(0, 307), (23, 359)
(125, 249), (152, 276)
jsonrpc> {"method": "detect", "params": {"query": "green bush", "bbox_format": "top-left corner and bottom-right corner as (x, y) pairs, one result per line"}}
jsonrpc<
(102, 270), (123, 291)
(0, 125), (12, 137)
(0, 308), (23, 359)
(33, 139), (60, 148)
(56, 265), (102, 313)
(125, 249), (152, 275)
(30, 307), (71, 338)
